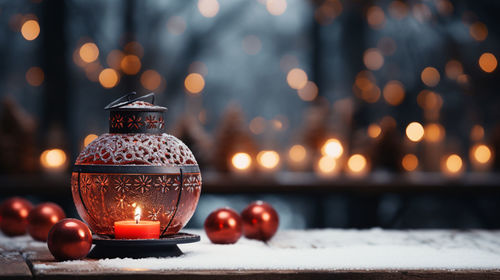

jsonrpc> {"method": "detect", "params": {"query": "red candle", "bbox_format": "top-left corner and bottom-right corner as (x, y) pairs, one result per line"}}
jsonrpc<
(114, 207), (160, 239)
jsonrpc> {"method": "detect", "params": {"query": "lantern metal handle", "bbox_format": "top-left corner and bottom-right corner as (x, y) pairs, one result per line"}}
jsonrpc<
(104, 92), (156, 110)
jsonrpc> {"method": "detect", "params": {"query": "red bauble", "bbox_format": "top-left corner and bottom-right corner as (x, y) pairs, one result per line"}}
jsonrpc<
(204, 208), (242, 244)
(0, 197), (34, 236)
(47, 219), (92, 261)
(27, 202), (66, 242)
(241, 201), (279, 241)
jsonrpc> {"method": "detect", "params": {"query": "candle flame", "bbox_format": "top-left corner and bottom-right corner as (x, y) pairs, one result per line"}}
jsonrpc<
(134, 206), (141, 224)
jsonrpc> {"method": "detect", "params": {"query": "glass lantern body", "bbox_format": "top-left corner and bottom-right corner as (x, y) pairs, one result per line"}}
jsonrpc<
(71, 100), (201, 237)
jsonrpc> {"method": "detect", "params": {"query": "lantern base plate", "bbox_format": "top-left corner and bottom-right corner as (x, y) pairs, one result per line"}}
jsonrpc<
(88, 232), (200, 259)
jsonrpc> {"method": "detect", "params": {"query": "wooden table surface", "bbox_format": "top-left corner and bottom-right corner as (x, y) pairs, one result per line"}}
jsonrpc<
(1, 229), (500, 280)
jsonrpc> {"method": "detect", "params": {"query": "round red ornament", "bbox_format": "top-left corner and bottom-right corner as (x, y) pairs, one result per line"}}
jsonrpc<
(27, 202), (66, 242)
(0, 197), (33, 236)
(241, 201), (279, 242)
(204, 208), (242, 244)
(47, 219), (92, 261)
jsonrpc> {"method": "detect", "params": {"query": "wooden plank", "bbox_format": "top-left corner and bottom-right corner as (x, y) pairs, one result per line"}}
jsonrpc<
(26, 268), (500, 280)
(0, 251), (32, 280)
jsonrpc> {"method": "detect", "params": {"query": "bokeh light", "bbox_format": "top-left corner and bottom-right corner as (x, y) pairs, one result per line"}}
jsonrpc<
(289, 145), (306, 163)
(198, 0), (220, 18)
(25, 67), (44, 87)
(363, 48), (384, 70)
(242, 35), (262, 55)
(469, 22), (488, 42)
(367, 124), (381, 138)
(257, 150), (280, 169)
(266, 0), (287, 16)
(21, 20), (40, 41)
(471, 144), (492, 164)
(347, 154), (367, 174)
(184, 73), (205, 94)
(382, 80), (405, 106)
(79, 42), (99, 63)
(40, 149), (67, 169)
(98, 68), (119, 89)
(287, 68), (308, 90)
(402, 154), (418, 172)
(443, 154), (463, 174)
(141, 70), (162, 91)
(249, 117), (266, 135)
(406, 122), (424, 142)
(120, 55), (141, 75)
(421, 67), (440, 87)
(445, 60), (463, 80)
(424, 123), (445, 142)
(297, 81), (318, 101)
(316, 155), (337, 176)
(388, 1), (408, 20)
(366, 6), (385, 29)
(470, 125), (484, 141)
(321, 138), (343, 159)
(479, 53), (497, 73)
(231, 153), (252, 170)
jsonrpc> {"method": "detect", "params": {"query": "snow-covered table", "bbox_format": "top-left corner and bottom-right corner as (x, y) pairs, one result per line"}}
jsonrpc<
(1, 229), (500, 279)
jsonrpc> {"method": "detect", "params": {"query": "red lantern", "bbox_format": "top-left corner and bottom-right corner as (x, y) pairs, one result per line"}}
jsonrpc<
(204, 208), (242, 244)
(0, 197), (33, 236)
(241, 201), (279, 241)
(47, 219), (92, 261)
(71, 93), (202, 237)
(27, 202), (66, 241)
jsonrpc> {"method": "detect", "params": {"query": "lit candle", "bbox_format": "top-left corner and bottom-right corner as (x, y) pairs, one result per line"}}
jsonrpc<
(114, 206), (160, 239)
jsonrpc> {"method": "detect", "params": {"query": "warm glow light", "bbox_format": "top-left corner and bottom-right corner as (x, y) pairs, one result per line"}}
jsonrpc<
(321, 138), (343, 159)
(257, 150), (280, 169)
(40, 149), (67, 169)
(107, 50), (124, 70)
(363, 48), (384, 70)
(184, 73), (205, 94)
(479, 53), (497, 73)
(417, 90), (443, 111)
(445, 60), (463, 80)
(198, 0), (219, 18)
(469, 22), (488, 42)
(120, 55), (141, 75)
(140, 70), (162, 91)
(249, 117), (266, 135)
(124, 41), (144, 58)
(231, 153), (252, 170)
(444, 154), (463, 174)
(266, 0), (287, 16)
(297, 81), (318, 101)
(424, 123), (445, 142)
(79, 43), (99, 63)
(25, 67), (44, 86)
(134, 206), (141, 223)
(317, 155), (337, 175)
(471, 144), (492, 164)
(406, 122), (424, 142)
(287, 68), (308, 90)
(402, 154), (418, 172)
(383, 80), (405, 106)
(366, 6), (385, 29)
(99, 68), (119, 89)
(347, 154), (367, 173)
(289, 145), (306, 163)
(21, 20), (40, 41)
(421, 67), (440, 87)
(367, 124), (381, 138)
(83, 134), (98, 147)
(470, 125), (484, 141)
(314, 0), (342, 25)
